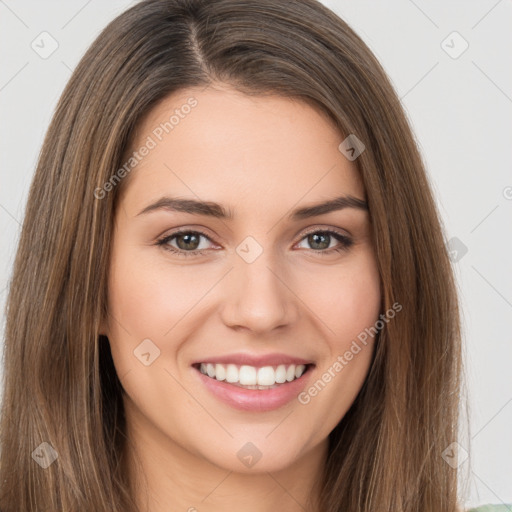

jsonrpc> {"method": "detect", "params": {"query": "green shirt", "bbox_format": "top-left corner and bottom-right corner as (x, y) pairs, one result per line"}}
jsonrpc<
(468, 505), (512, 512)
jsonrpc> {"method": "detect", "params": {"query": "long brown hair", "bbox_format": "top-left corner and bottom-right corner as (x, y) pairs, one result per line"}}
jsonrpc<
(0, 0), (466, 510)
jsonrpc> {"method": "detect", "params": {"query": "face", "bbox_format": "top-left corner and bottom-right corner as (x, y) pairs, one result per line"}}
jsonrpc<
(102, 83), (381, 475)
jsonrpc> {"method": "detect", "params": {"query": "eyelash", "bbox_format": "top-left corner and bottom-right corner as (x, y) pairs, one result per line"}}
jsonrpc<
(155, 228), (354, 257)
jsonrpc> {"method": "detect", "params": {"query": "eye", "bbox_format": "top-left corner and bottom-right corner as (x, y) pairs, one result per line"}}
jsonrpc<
(156, 229), (215, 257)
(295, 229), (353, 255)
(156, 228), (353, 257)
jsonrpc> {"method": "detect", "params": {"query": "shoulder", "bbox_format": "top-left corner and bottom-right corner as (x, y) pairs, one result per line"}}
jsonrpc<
(467, 505), (512, 512)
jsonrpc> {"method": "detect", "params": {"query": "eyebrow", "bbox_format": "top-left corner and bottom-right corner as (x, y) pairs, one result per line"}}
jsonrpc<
(136, 194), (368, 220)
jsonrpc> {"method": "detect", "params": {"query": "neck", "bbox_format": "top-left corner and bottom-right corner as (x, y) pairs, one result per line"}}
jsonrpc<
(122, 398), (327, 512)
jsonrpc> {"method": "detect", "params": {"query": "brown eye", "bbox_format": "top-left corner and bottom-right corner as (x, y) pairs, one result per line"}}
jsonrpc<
(173, 232), (202, 251)
(296, 230), (353, 254)
(156, 229), (215, 257)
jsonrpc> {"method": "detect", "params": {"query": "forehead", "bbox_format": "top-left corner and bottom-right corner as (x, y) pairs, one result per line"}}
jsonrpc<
(119, 84), (365, 216)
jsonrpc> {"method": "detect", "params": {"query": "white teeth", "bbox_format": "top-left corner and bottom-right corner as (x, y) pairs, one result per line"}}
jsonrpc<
(215, 363), (226, 381)
(275, 364), (287, 384)
(225, 364), (238, 383)
(257, 366), (275, 386)
(198, 362), (308, 386)
(239, 365), (257, 385)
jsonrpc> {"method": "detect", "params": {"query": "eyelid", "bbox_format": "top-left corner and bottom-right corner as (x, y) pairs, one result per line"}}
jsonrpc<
(156, 226), (217, 243)
(298, 224), (351, 240)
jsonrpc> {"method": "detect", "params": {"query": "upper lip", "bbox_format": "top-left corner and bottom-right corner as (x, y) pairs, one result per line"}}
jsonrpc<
(192, 353), (314, 367)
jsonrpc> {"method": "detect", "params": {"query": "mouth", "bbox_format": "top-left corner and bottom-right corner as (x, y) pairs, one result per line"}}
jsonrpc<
(192, 362), (314, 389)
(192, 361), (315, 411)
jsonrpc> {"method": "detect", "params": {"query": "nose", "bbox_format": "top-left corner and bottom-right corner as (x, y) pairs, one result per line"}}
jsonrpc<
(219, 246), (299, 335)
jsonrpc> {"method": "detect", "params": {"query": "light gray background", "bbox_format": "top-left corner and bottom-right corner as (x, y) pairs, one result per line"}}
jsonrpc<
(1, 0), (511, 508)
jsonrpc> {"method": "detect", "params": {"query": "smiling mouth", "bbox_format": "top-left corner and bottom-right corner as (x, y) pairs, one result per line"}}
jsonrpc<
(192, 362), (314, 390)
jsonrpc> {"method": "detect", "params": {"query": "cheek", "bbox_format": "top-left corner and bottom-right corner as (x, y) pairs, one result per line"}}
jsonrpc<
(294, 251), (381, 437)
(332, 262), (381, 344)
(107, 245), (207, 341)
(297, 247), (382, 347)
(108, 239), (382, 352)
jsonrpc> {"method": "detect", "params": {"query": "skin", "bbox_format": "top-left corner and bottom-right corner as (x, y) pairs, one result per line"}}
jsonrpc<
(101, 83), (382, 512)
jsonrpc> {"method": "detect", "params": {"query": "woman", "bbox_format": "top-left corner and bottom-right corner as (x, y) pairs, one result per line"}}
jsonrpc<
(0, 0), (507, 510)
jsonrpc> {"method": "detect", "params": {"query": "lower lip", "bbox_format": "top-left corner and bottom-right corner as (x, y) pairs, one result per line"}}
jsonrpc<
(193, 365), (314, 412)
